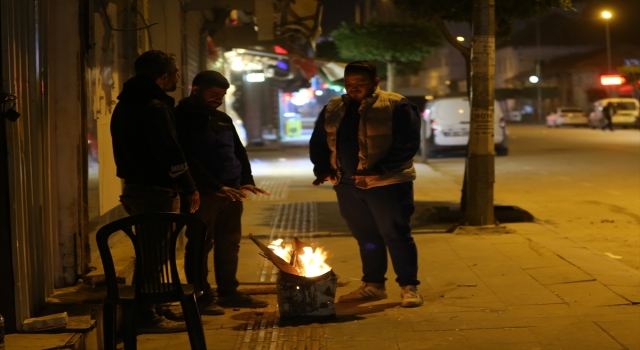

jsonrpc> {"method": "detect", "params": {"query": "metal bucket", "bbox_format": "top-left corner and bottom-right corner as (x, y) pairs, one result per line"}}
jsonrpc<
(276, 269), (338, 319)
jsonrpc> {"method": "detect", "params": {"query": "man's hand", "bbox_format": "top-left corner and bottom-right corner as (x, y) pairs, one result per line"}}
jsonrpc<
(217, 186), (248, 201)
(186, 191), (200, 213)
(352, 170), (379, 184)
(312, 174), (335, 186)
(240, 184), (270, 196)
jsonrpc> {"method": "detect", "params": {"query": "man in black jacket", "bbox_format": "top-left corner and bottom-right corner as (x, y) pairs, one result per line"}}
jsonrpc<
(111, 50), (200, 333)
(175, 70), (269, 314)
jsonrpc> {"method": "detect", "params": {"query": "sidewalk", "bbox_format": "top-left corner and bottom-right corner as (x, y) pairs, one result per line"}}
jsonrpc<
(133, 149), (639, 350)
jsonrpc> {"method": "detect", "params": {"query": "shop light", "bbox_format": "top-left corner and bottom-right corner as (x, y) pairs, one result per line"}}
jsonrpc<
(315, 90), (324, 96)
(246, 73), (265, 82)
(529, 75), (539, 83)
(231, 57), (244, 71)
(600, 75), (625, 85)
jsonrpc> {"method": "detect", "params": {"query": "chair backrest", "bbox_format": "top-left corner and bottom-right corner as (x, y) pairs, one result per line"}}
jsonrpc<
(96, 212), (206, 302)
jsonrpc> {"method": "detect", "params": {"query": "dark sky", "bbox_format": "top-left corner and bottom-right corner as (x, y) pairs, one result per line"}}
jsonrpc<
(320, 0), (357, 35)
(319, 0), (640, 45)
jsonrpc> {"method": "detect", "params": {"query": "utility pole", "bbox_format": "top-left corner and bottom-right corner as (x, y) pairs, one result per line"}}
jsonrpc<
(466, 0), (495, 226)
(536, 17), (542, 121)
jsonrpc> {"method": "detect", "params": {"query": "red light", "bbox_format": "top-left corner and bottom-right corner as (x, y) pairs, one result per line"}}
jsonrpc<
(601, 75), (626, 85)
(274, 46), (289, 54)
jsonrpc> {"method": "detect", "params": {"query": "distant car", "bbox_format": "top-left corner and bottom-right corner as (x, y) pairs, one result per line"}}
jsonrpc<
(545, 107), (588, 127)
(422, 97), (508, 158)
(589, 98), (640, 129)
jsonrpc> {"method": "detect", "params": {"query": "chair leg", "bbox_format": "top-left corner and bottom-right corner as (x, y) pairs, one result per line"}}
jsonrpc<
(103, 300), (118, 350)
(122, 300), (138, 350)
(181, 293), (207, 350)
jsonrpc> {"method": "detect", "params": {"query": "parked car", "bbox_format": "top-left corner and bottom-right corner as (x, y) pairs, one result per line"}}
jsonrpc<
(422, 97), (508, 158)
(545, 107), (588, 127)
(589, 98), (640, 129)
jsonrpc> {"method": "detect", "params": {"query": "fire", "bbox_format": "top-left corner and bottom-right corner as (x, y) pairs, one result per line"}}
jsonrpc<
(298, 246), (330, 277)
(268, 239), (293, 262)
(268, 239), (331, 277)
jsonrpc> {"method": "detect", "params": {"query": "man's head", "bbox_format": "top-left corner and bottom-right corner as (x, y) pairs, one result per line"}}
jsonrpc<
(344, 61), (380, 103)
(134, 50), (179, 92)
(190, 70), (230, 110)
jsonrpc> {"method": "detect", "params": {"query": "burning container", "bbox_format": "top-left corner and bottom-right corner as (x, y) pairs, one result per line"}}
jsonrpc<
(249, 235), (338, 319)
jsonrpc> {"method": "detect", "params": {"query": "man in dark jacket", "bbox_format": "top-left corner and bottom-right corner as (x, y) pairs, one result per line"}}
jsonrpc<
(111, 50), (200, 333)
(175, 70), (269, 314)
(309, 61), (423, 308)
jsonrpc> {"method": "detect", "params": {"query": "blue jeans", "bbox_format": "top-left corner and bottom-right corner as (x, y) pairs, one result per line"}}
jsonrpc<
(334, 181), (419, 287)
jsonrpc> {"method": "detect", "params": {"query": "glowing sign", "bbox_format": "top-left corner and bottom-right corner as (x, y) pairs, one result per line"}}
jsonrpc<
(600, 75), (626, 85)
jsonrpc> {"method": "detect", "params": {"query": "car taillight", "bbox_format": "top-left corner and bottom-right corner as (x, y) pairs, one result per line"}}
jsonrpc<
(500, 117), (505, 129)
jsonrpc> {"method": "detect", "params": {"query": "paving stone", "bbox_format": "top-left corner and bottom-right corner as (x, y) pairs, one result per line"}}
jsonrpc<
(469, 342), (545, 350)
(529, 322), (625, 349)
(547, 281), (631, 307)
(609, 304), (640, 314)
(326, 339), (400, 349)
(596, 320), (640, 348)
(525, 265), (595, 285)
(411, 317), (530, 332)
(396, 330), (468, 350)
(492, 242), (567, 270)
(461, 327), (538, 344)
(607, 285), (640, 303)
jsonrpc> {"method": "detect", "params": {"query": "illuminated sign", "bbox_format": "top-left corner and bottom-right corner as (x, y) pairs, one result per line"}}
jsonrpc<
(600, 75), (626, 85)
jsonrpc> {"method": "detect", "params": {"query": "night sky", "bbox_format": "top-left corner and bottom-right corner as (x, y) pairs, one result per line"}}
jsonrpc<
(319, 0), (640, 45)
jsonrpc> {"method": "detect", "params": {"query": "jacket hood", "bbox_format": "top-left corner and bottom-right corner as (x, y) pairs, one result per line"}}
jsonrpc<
(117, 75), (175, 106)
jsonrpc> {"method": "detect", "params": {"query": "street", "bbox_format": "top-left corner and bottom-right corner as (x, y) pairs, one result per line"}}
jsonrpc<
(426, 124), (640, 270)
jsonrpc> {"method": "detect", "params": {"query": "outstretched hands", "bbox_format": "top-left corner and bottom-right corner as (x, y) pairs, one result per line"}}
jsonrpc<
(217, 185), (270, 201)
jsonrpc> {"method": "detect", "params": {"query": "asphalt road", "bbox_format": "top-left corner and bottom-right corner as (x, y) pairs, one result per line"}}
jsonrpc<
(426, 124), (640, 270)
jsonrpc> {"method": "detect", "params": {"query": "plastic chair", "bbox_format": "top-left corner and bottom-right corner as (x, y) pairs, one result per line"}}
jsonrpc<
(96, 212), (207, 350)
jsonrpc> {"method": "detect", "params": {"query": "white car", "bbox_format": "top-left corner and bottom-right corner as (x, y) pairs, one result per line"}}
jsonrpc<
(546, 107), (588, 127)
(423, 97), (508, 158)
(589, 98), (640, 129)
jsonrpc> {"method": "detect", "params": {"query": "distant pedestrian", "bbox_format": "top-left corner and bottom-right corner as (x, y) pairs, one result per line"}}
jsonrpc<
(309, 61), (424, 308)
(602, 102), (616, 131)
(175, 70), (270, 315)
(111, 50), (200, 333)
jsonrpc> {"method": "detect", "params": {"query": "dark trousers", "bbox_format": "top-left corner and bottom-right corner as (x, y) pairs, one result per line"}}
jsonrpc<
(603, 115), (613, 131)
(119, 184), (180, 320)
(334, 181), (420, 287)
(182, 192), (242, 297)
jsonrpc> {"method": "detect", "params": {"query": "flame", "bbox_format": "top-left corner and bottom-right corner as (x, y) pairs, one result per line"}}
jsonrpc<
(268, 239), (293, 262)
(297, 246), (331, 277)
(268, 239), (331, 277)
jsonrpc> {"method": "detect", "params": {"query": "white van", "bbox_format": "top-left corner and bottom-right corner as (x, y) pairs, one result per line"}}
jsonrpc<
(423, 97), (508, 158)
(589, 98), (640, 129)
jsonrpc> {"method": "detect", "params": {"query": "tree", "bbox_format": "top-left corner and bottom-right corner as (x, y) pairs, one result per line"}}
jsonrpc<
(331, 21), (442, 92)
(392, 0), (573, 226)
(618, 65), (640, 99)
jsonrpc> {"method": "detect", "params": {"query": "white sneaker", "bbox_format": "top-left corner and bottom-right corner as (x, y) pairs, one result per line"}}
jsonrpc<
(338, 283), (387, 302)
(400, 285), (423, 308)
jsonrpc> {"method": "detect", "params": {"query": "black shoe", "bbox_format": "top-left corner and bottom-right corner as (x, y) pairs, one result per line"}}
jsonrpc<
(217, 291), (269, 308)
(136, 316), (187, 334)
(198, 300), (225, 315)
(197, 289), (225, 315)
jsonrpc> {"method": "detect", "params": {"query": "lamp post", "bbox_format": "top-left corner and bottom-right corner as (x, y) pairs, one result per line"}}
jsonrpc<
(602, 11), (612, 73)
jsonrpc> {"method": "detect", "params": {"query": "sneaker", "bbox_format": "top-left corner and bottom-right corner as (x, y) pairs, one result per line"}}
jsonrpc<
(216, 291), (269, 308)
(338, 283), (387, 302)
(156, 305), (185, 322)
(136, 316), (187, 334)
(400, 285), (423, 308)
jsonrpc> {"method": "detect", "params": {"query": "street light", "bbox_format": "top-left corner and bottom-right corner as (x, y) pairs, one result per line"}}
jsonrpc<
(602, 11), (613, 73)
